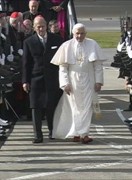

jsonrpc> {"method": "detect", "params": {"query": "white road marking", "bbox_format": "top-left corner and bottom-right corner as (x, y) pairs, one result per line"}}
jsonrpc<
(65, 150), (98, 155)
(7, 172), (61, 180)
(14, 157), (50, 162)
(108, 144), (132, 154)
(100, 94), (127, 97)
(4, 108), (132, 180)
(7, 157), (132, 180)
(73, 158), (132, 171)
(101, 109), (117, 112)
(95, 125), (106, 135)
(116, 108), (126, 122)
(103, 66), (119, 70)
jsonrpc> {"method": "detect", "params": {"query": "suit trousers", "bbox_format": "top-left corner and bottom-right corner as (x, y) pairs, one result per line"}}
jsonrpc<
(32, 108), (43, 139)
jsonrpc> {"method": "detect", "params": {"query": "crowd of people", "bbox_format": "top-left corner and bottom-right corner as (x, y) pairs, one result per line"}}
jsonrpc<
(0, 0), (70, 140)
(0, 0), (106, 145)
(111, 16), (132, 113)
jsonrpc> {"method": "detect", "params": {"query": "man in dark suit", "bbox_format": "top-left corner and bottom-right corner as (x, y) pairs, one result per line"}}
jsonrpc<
(23, 0), (44, 23)
(43, 0), (70, 40)
(8, 12), (24, 56)
(22, 15), (63, 143)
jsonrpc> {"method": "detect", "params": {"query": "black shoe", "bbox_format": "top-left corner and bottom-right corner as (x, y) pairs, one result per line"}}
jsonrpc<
(124, 119), (132, 124)
(123, 108), (132, 111)
(0, 135), (7, 141)
(32, 137), (43, 144)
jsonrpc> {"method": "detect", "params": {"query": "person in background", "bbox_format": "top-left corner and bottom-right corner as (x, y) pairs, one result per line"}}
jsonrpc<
(51, 23), (106, 144)
(23, 0), (44, 24)
(0, 12), (10, 56)
(47, 0), (70, 40)
(7, 12), (27, 120)
(8, 11), (24, 56)
(0, 12), (12, 130)
(124, 77), (132, 111)
(21, 19), (34, 119)
(48, 19), (65, 40)
(23, 19), (34, 39)
(38, 0), (53, 23)
(22, 16), (63, 143)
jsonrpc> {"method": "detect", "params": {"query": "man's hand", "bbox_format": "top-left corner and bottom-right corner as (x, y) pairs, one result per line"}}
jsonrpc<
(7, 54), (14, 62)
(94, 83), (102, 92)
(18, 49), (23, 56)
(23, 83), (30, 93)
(54, 6), (63, 12)
(52, 6), (62, 12)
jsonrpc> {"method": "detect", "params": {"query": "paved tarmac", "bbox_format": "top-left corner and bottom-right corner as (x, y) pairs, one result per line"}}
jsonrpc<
(0, 49), (132, 180)
(75, 0), (132, 31)
(74, 0), (132, 18)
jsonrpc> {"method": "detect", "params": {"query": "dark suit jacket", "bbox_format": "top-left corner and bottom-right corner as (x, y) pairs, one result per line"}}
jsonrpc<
(38, 0), (69, 22)
(23, 11), (45, 23)
(8, 25), (24, 55)
(38, 0), (53, 23)
(22, 32), (63, 108)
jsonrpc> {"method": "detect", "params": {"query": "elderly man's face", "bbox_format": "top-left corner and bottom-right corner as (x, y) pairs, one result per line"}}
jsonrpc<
(11, 19), (19, 29)
(29, 1), (39, 14)
(34, 18), (47, 37)
(73, 27), (86, 42)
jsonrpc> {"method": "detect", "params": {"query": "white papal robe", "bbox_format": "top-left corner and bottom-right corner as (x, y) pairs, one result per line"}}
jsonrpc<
(51, 38), (106, 139)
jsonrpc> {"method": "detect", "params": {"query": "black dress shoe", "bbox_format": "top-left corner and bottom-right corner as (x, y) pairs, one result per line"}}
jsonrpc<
(0, 135), (7, 141)
(124, 109), (132, 111)
(123, 108), (132, 111)
(32, 138), (43, 143)
(124, 119), (132, 124)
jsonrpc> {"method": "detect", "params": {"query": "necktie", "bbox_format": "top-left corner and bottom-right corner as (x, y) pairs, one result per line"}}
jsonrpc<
(42, 38), (45, 47)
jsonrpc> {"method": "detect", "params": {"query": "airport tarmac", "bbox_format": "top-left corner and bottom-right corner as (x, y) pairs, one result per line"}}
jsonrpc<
(74, 0), (132, 31)
(74, 0), (132, 18)
(0, 49), (132, 180)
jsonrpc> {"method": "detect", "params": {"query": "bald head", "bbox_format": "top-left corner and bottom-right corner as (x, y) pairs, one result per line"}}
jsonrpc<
(29, 0), (39, 14)
(33, 16), (47, 37)
(23, 19), (32, 32)
(33, 16), (46, 27)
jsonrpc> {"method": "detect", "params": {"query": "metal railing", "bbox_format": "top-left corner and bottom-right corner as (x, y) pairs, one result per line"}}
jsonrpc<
(67, 0), (78, 38)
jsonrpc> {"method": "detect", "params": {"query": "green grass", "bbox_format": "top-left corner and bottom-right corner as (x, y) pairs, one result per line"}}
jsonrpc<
(87, 31), (121, 48)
